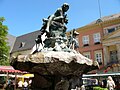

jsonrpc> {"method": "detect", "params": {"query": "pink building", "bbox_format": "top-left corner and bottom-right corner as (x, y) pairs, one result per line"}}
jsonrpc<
(75, 13), (120, 70)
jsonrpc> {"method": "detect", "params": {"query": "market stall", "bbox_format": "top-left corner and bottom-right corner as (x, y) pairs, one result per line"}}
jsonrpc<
(0, 66), (24, 90)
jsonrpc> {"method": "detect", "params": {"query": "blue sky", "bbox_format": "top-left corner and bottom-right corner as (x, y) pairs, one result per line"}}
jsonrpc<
(0, 0), (120, 36)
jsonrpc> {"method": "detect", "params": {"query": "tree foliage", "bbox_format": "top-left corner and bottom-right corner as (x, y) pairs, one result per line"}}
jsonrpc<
(0, 17), (10, 65)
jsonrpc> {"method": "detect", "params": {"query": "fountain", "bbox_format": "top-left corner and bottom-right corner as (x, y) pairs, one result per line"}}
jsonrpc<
(10, 3), (99, 90)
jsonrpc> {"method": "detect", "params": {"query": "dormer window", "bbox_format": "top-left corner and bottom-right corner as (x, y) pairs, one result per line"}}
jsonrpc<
(19, 42), (25, 48)
(107, 28), (115, 33)
(104, 24), (120, 35)
(96, 19), (102, 24)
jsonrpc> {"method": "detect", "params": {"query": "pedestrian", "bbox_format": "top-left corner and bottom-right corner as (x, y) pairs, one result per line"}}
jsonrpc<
(23, 80), (28, 90)
(107, 76), (115, 90)
(28, 79), (32, 89)
(18, 80), (23, 90)
(102, 79), (107, 88)
(10, 80), (15, 90)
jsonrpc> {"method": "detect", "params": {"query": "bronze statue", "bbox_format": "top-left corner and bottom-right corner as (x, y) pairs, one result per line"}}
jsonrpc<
(45, 3), (69, 37)
(67, 29), (79, 50)
(35, 3), (70, 52)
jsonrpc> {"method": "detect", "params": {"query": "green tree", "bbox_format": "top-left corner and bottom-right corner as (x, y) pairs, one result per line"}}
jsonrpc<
(0, 17), (10, 65)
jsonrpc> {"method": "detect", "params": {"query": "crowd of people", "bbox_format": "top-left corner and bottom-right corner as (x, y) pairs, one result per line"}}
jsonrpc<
(100, 76), (116, 90)
(82, 76), (116, 90)
(1, 76), (117, 90)
(93, 76), (116, 90)
(3, 78), (32, 90)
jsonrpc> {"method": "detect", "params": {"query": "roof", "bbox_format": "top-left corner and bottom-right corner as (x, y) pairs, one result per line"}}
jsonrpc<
(88, 13), (120, 25)
(7, 34), (16, 53)
(11, 30), (42, 53)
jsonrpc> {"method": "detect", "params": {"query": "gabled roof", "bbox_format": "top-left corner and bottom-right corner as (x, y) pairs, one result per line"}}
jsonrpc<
(88, 13), (120, 25)
(76, 13), (120, 32)
(7, 34), (16, 53)
(11, 30), (41, 53)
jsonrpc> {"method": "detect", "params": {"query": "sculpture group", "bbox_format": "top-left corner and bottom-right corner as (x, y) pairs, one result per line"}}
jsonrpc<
(35, 3), (79, 53)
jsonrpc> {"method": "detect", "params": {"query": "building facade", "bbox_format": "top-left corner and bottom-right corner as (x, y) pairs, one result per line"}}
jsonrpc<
(102, 24), (120, 73)
(76, 13), (120, 72)
(76, 20), (104, 68)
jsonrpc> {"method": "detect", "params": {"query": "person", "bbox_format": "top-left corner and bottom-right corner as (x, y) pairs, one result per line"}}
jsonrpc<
(18, 80), (23, 90)
(107, 76), (116, 90)
(102, 79), (107, 88)
(10, 80), (15, 90)
(28, 79), (32, 89)
(3, 79), (10, 90)
(23, 80), (28, 90)
(4, 79), (15, 90)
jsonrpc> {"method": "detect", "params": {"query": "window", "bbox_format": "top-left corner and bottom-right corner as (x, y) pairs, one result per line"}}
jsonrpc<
(116, 25), (120, 30)
(110, 50), (118, 63)
(82, 35), (89, 46)
(93, 33), (101, 44)
(94, 51), (102, 65)
(104, 24), (120, 35)
(108, 28), (115, 33)
(96, 19), (102, 24)
(19, 42), (25, 48)
(83, 52), (91, 59)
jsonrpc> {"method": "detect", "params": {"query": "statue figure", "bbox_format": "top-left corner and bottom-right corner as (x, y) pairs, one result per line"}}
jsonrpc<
(34, 3), (79, 53)
(67, 29), (79, 51)
(45, 3), (69, 37)
(72, 29), (79, 51)
(35, 3), (69, 52)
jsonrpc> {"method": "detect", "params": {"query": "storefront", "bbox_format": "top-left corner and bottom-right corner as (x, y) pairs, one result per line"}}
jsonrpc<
(83, 73), (120, 90)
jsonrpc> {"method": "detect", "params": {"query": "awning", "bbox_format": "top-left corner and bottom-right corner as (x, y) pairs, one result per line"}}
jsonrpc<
(0, 66), (23, 73)
(22, 74), (34, 78)
(83, 73), (120, 78)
